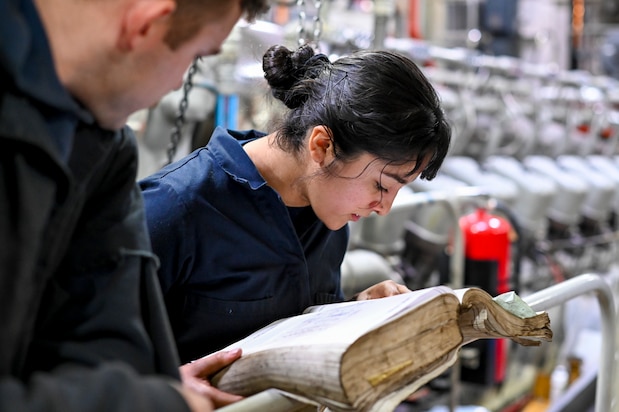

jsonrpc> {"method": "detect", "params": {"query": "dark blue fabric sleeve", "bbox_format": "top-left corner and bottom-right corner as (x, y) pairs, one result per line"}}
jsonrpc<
(140, 176), (192, 294)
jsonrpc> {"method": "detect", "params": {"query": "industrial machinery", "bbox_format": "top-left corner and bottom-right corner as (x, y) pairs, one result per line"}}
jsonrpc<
(132, 1), (619, 411)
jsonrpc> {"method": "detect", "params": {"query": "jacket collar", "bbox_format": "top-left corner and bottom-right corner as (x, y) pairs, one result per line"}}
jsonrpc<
(209, 127), (268, 191)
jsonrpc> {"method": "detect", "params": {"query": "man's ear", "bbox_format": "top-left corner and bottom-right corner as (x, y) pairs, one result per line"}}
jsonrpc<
(308, 125), (334, 165)
(117, 0), (176, 52)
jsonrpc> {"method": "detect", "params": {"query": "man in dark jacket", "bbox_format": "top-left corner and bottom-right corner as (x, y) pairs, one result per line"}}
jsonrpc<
(0, 0), (268, 410)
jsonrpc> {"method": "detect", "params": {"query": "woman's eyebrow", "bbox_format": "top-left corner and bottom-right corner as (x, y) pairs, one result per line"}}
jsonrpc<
(383, 171), (407, 185)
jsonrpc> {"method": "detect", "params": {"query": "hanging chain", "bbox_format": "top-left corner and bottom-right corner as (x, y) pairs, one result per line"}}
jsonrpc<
(312, 1), (323, 46)
(296, 0), (323, 49)
(297, 0), (307, 47)
(167, 59), (199, 165)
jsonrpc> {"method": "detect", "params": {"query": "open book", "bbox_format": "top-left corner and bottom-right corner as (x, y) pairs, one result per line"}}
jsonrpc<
(212, 286), (552, 412)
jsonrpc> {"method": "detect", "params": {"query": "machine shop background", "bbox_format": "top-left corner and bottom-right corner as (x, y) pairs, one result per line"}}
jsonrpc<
(128, 1), (619, 411)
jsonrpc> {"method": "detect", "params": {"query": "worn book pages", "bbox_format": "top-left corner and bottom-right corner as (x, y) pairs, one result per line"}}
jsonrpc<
(455, 288), (553, 345)
(224, 286), (451, 354)
(212, 286), (552, 412)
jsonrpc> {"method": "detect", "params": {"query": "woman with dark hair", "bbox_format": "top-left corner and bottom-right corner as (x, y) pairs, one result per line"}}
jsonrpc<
(139, 44), (451, 364)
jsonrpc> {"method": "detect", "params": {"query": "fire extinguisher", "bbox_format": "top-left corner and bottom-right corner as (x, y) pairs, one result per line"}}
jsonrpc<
(458, 207), (513, 386)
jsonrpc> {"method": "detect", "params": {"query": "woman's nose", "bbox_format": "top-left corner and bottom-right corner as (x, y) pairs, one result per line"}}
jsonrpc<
(369, 196), (394, 216)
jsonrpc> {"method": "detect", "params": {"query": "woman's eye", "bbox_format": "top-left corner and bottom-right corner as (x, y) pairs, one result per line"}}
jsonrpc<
(376, 182), (388, 193)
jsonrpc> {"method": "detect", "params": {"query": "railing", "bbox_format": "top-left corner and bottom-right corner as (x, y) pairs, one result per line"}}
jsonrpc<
(523, 273), (617, 412)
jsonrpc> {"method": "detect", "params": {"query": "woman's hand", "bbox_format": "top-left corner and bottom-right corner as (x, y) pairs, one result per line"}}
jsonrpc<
(179, 348), (244, 408)
(355, 280), (410, 300)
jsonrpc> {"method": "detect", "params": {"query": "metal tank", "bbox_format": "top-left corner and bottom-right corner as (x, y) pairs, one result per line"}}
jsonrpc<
(483, 155), (557, 241)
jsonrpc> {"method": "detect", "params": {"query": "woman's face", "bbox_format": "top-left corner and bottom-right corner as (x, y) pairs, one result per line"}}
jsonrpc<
(307, 153), (422, 230)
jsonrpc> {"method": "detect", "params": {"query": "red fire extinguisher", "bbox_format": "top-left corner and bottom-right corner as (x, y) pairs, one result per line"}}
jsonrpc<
(459, 207), (513, 386)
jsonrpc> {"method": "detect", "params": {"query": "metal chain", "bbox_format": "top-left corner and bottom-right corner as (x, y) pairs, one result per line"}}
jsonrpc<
(312, 0), (323, 45)
(296, 0), (322, 48)
(296, 0), (307, 47)
(167, 1), (324, 166)
(167, 59), (199, 165)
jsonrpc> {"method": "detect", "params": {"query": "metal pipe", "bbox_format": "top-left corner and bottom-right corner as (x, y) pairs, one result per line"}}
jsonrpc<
(523, 273), (617, 412)
(385, 186), (490, 290)
(392, 187), (491, 412)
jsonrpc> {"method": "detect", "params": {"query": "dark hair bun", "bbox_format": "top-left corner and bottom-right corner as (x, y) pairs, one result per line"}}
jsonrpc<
(263, 44), (327, 109)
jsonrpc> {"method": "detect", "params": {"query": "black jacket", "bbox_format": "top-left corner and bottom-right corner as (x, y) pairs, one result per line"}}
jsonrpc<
(0, 0), (188, 410)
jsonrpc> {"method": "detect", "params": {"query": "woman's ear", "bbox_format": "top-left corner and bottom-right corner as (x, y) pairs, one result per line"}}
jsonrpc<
(117, 0), (176, 52)
(308, 125), (333, 165)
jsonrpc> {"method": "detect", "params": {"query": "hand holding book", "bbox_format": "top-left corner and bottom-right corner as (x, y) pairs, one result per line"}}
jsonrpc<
(212, 286), (552, 412)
